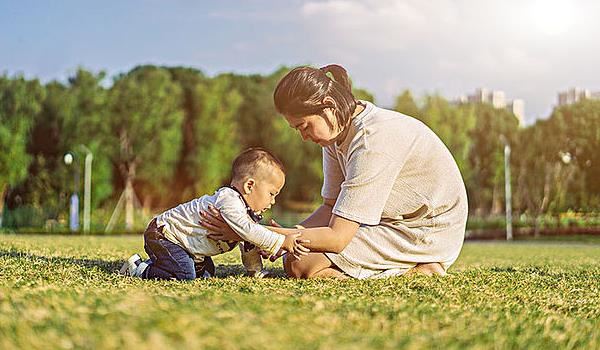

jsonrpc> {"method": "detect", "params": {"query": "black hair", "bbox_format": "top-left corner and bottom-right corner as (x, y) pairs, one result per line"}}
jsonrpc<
(273, 64), (358, 130)
(231, 148), (285, 182)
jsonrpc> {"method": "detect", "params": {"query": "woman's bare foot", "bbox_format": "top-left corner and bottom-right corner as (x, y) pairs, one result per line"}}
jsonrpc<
(407, 262), (447, 276)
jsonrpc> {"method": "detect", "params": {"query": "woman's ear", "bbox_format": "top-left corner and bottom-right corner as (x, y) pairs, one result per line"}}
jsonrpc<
(322, 96), (336, 109)
(243, 179), (255, 194)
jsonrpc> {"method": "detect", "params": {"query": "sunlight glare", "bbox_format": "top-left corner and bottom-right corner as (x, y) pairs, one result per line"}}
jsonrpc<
(531, 0), (575, 36)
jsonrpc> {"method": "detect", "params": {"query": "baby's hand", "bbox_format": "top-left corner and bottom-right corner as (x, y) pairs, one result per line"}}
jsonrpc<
(282, 233), (310, 260)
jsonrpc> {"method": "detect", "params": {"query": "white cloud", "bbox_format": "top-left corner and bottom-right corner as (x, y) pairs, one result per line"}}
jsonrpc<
(293, 0), (600, 122)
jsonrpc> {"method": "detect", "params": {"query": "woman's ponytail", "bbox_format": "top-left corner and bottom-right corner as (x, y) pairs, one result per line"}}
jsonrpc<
(320, 64), (353, 94)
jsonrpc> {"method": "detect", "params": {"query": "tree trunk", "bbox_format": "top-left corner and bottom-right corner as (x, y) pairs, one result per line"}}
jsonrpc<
(0, 183), (6, 228)
(125, 177), (134, 231)
(142, 196), (151, 219)
(491, 184), (503, 215)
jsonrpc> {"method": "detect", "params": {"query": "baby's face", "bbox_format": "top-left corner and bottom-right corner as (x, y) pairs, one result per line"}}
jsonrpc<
(246, 168), (285, 215)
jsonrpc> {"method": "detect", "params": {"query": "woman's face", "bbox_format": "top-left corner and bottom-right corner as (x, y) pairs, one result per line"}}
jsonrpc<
(284, 108), (340, 147)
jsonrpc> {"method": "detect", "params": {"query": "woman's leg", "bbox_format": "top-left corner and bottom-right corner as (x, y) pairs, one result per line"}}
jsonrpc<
(284, 253), (347, 279)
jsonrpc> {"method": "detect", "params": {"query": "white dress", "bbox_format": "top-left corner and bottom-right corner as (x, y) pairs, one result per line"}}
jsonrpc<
(322, 101), (468, 278)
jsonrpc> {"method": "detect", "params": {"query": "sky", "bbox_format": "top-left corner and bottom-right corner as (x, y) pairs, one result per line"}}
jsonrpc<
(1, 0), (599, 124)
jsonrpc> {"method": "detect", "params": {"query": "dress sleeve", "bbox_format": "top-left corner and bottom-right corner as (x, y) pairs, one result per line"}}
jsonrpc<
(321, 146), (345, 200)
(214, 192), (285, 255)
(332, 145), (403, 225)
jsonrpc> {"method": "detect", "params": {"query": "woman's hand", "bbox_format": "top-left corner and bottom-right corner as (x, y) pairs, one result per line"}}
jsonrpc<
(200, 205), (243, 241)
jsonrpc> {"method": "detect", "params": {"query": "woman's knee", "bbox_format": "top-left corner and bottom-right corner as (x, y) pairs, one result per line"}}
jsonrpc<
(284, 253), (333, 279)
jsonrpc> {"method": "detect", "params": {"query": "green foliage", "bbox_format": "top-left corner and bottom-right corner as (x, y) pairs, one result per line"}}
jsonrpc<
(0, 76), (45, 189)
(513, 100), (600, 216)
(352, 87), (375, 103)
(2, 65), (599, 229)
(0, 235), (599, 349)
(191, 74), (242, 196)
(0, 76), (45, 226)
(467, 103), (519, 215)
(107, 66), (183, 200)
(393, 89), (420, 118)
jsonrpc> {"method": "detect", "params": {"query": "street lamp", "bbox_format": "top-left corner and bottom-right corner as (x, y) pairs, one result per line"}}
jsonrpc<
(79, 145), (93, 233)
(499, 135), (513, 241)
(64, 152), (79, 232)
(63, 145), (93, 233)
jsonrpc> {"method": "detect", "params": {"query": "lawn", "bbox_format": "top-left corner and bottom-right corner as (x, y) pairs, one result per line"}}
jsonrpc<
(1, 234), (599, 349)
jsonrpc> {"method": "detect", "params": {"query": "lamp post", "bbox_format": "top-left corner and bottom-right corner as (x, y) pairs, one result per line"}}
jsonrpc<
(63, 146), (93, 233)
(64, 152), (79, 232)
(504, 143), (513, 240)
(79, 145), (93, 233)
(500, 135), (513, 241)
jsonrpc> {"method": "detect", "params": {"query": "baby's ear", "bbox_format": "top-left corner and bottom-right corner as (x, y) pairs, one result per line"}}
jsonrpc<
(244, 178), (255, 194)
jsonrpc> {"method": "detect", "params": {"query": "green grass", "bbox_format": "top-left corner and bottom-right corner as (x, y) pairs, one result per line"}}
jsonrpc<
(1, 235), (599, 349)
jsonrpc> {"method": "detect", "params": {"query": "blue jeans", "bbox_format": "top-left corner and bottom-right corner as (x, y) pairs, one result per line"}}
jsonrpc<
(142, 219), (196, 280)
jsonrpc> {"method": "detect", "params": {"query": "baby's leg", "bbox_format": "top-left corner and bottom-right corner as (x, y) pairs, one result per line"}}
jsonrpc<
(194, 256), (215, 278)
(143, 235), (196, 280)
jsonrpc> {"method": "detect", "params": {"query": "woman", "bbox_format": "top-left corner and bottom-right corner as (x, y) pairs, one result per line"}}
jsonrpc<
(203, 64), (468, 279)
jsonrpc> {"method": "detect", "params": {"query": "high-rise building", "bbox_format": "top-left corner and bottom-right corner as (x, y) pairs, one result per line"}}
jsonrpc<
(490, 90), (506, 109)
(463, 88), (524, 126)
(558, 88), (592, 106)
(468, 88), (490, 103)
(508, 99), (525, 125)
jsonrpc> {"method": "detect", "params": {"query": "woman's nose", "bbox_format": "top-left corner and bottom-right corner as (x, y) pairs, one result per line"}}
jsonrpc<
(300, 130), (309, 141)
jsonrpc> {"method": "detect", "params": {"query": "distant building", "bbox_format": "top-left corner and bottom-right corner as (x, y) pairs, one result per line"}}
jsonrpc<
(557, 88), (600, 106)
(490, 90), (506, 109)
(558, 88), (590, 106)
(467, 88), (490, 104)
(508, 99), (525, 125)
(459, 88), (524, 126)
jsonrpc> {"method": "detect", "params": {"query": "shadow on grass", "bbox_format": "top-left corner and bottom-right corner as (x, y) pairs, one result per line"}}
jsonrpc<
(0, 249), (122, 274)
(0, 248), (288, 279)
(216, 263), (287, 278)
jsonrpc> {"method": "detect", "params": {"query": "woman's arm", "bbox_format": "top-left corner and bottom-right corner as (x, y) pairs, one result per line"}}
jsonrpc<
(201, 197), (359, 254)
(268, 214), (359, 254)
(299, 198), (335, 228)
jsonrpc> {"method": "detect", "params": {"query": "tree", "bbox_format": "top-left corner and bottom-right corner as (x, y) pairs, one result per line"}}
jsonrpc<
(467, 103), (519, 215)
(190, 74), (242, 197)
(0, 76), (45, 227)
(394, 90), (420, 118)
(105, 66), (183, 230)
(353, 88), (375, 103)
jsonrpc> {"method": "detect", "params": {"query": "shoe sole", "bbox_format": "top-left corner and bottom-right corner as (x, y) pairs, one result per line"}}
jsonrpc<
(119, 254), (142, 275)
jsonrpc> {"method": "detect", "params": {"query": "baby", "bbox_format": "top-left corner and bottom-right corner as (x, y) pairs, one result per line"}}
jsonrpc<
(120, 148), (307, 280)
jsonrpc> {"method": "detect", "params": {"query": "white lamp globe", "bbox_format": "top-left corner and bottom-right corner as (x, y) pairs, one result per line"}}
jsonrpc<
(64, 153), (74, 165)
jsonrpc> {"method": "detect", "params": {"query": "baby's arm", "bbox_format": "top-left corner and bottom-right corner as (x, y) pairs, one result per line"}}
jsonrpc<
(213, 192), (287, 256)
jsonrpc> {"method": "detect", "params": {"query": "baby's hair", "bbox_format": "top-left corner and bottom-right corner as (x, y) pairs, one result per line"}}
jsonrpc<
(231, 148), (285, 182)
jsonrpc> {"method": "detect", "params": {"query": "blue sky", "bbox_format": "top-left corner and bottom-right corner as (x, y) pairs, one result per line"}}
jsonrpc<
(2, 0), (599, 124)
